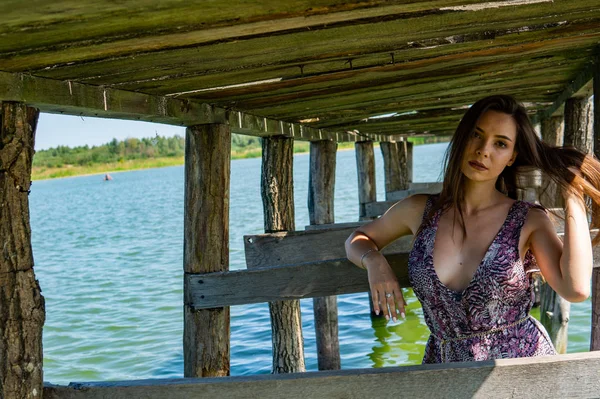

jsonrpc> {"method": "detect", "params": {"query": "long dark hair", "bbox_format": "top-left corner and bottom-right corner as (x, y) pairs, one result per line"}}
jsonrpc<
(417, 94), (600, 245)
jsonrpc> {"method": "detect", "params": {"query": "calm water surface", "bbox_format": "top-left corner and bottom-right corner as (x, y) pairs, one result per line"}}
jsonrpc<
(29, 143), (592, 384)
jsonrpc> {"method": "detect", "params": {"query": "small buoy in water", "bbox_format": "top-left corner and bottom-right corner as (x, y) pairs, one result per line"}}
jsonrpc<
(103, 173), (113, 181)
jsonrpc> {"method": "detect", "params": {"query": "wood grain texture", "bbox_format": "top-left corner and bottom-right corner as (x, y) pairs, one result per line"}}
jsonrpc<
(540, 283), (570, 354)
(564, 96), (593, 154)
(260, 136), (305, 373)
(244, 228), (412, 269)
(380, 142), (408, 198)
(592, 57), (600, 352)
(0, 102), (44, 399)
(355, 141), (376, 220)
(44, 352), (600, 399)
(183, 124), (231, 378)
(308, 140), (340, 371)
(539, 115), (564, 208)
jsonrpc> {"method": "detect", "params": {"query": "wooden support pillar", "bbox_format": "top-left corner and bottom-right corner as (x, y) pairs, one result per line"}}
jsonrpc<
(261, 135), (305, 373)
(539, 116), (564, 208)
(0, 102), (44, 398)
(184, 123), (231, 377)
(380, 141), (409, 200)
(407, 141), (413, 184)
(592, 56), (600, 352)
(355, 141), (376, 221)
(541, 96), (593, 353)
(308, 140), (341, 371)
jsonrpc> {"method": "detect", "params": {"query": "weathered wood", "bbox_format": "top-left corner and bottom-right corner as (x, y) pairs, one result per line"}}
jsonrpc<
(260, 135), (305, 373)
(407, 141), (413, 183)
(355, 141), (376, 220)
(190, 240), (600, 309)
(380, 141), (409, 198)
(539, 115), (564, 208)
(308, 140), (341, 371)
(184, 123), (231, 378)
(188, 253), (410, 309)
(304, 221), (364, 231)
(0, 102), (44, 399)
(0, 71), (384, 143)
(245, 225), (411, 269)
(592, 55), (600, 352)
(43, 352), (600, 399)
(537, 58), (596, 120)
(564, 96), (593, 154)
(540, 284), (570, 354)
(365, 184), (443, 218)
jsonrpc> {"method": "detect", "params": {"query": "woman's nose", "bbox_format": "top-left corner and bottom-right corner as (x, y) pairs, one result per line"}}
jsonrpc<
(476, 146), (489, 157)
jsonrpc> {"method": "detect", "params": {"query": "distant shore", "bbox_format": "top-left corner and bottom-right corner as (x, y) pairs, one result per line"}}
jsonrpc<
(31, 139), (449, 181)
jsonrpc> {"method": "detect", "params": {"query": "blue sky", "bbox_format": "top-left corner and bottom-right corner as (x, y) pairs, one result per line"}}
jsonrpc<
(36, 113), (185, 151)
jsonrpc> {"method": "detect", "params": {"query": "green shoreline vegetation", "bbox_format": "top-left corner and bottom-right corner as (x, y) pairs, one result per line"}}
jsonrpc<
(32, 134), (450, 181)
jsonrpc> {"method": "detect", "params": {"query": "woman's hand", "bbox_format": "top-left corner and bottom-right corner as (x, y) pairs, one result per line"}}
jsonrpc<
(363, 251), (407, 321)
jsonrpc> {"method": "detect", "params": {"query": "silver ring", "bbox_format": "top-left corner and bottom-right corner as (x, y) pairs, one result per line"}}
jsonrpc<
(385, 293), (392, 298)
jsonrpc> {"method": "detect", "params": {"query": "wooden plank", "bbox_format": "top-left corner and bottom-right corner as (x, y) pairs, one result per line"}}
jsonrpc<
(183, 124), (231, 378)
(260, 135), (305, 373)
(186, 253), (410, 309)
(304, 221), (364, 231)
(244, 228), (412, 269)
(42, 352), (600, 399)
(22, 2), (599, 87)
(0, 102), (44, 399)
(387, 183), (443, 201)
(308, 140), (341, 371)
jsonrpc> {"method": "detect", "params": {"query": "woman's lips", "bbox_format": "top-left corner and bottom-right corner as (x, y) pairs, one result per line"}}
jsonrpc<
(468, 161), (488, 171)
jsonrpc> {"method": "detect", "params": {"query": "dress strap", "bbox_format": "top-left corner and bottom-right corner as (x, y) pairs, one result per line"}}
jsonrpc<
(420, 194), (440, 226)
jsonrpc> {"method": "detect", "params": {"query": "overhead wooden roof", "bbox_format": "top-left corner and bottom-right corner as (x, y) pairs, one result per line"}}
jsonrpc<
(1, 0), (599, 141)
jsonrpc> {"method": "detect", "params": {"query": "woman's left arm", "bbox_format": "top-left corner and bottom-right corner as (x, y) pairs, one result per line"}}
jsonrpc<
(528, 194), (593, 303)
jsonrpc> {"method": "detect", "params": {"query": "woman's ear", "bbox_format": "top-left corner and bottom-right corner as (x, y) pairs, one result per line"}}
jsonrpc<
(507, 152), (517, 166)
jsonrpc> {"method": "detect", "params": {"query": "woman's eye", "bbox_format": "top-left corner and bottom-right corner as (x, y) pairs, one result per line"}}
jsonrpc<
(472, 131), (481, 138)
(496, 141), (507, 148)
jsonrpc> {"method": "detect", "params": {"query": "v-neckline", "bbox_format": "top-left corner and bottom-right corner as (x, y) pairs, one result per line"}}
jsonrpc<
(430, 200), (519, 297)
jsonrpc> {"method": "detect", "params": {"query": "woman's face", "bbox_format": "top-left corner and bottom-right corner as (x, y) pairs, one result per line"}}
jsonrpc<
(460, 109), (518, 182)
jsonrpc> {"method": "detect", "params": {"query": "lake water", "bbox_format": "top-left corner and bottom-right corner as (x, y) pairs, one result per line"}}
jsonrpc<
(29, 142), (592, 385)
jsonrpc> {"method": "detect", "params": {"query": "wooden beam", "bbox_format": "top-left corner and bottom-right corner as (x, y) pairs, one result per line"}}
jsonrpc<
(183, 123), (231, 378)
(380, 141), (409, 198)
(186, 254), (409, 309)
(0, 71), (399, 142)
(536, 58), (596, 121)
(364, 184), (443, 218)
(42, 352), (600, 399)
(0, 102), (45, 399)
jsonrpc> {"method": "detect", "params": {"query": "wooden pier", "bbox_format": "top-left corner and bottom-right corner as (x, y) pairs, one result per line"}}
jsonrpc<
(1, 1), (600, 397)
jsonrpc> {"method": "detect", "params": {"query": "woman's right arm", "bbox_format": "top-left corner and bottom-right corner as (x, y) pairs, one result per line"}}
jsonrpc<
(345, 194), (428, 321)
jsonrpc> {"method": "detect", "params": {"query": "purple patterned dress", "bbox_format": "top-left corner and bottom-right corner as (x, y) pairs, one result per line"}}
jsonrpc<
(408, 195), (557, 363)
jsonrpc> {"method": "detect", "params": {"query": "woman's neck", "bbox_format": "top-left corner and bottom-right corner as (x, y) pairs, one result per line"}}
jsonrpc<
(460, 179), (506, 215)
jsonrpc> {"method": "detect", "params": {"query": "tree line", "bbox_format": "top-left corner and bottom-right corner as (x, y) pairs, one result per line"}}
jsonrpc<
(33, 134), (261, 168)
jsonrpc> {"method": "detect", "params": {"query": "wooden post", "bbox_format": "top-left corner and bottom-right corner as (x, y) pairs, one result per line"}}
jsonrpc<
(539, 115), (564, 207)
(380, 141), (409, 200)
(261, 135), (305, 373)
(184, 123), (231, 377)
(355, 140), (380, 315)
(355, 141), (376, 220)
(0, 102), (44, 398)
(592, 56), (600, 352)
(407, 141), (413, 184)
(308, 140), (341, 371)
(541, 96), (592, 353)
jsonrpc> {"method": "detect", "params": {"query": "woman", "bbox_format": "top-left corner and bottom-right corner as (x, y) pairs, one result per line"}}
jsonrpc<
(345, 94), (600, 363)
